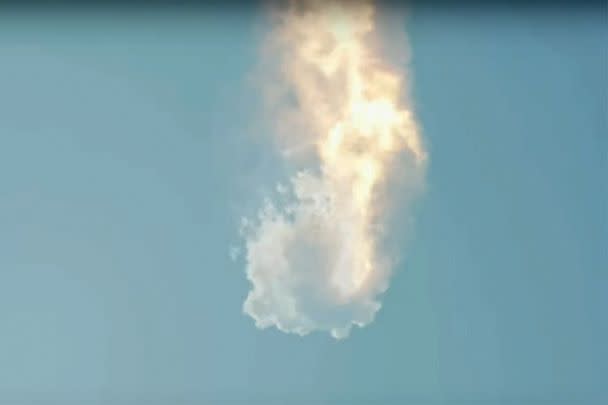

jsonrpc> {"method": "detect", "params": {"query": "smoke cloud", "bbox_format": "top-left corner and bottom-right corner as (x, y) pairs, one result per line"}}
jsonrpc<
(240, 0), (426, 339)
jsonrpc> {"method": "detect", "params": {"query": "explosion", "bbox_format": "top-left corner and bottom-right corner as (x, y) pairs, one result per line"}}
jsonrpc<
(240, 0), (426, 339)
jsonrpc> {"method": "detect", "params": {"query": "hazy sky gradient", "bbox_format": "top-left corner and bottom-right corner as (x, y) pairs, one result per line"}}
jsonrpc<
(0, 3), (605, 404)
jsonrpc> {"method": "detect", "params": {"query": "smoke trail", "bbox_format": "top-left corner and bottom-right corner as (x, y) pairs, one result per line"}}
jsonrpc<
(240, 0), (426, 339)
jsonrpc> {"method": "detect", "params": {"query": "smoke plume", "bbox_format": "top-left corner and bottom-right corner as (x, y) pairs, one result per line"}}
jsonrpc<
(240, 0), (426, 339)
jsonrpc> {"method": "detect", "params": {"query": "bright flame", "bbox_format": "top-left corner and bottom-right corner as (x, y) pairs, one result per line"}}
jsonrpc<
(241, 0), (426, 339)
(276, 0), (425, 296)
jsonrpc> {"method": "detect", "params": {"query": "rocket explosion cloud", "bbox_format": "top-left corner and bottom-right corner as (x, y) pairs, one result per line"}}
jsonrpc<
(240, 0), (426, 339)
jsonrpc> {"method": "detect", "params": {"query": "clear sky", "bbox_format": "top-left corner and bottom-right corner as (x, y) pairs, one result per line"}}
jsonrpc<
(0, 3), (605, 404)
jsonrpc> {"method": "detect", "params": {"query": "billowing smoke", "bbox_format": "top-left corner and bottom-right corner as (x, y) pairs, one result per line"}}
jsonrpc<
(239, 0), (426, 339)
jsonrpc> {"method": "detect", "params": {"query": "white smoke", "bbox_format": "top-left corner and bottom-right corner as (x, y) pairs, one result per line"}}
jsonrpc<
(241, 172), (390, 339)
(239, 1), (425, 339)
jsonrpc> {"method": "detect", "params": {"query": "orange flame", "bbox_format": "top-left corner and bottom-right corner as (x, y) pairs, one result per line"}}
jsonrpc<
(272, 0), (425, 296)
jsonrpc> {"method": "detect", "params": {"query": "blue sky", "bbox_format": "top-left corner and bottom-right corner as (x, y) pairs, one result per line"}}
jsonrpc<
(0, 4), (606, 404)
